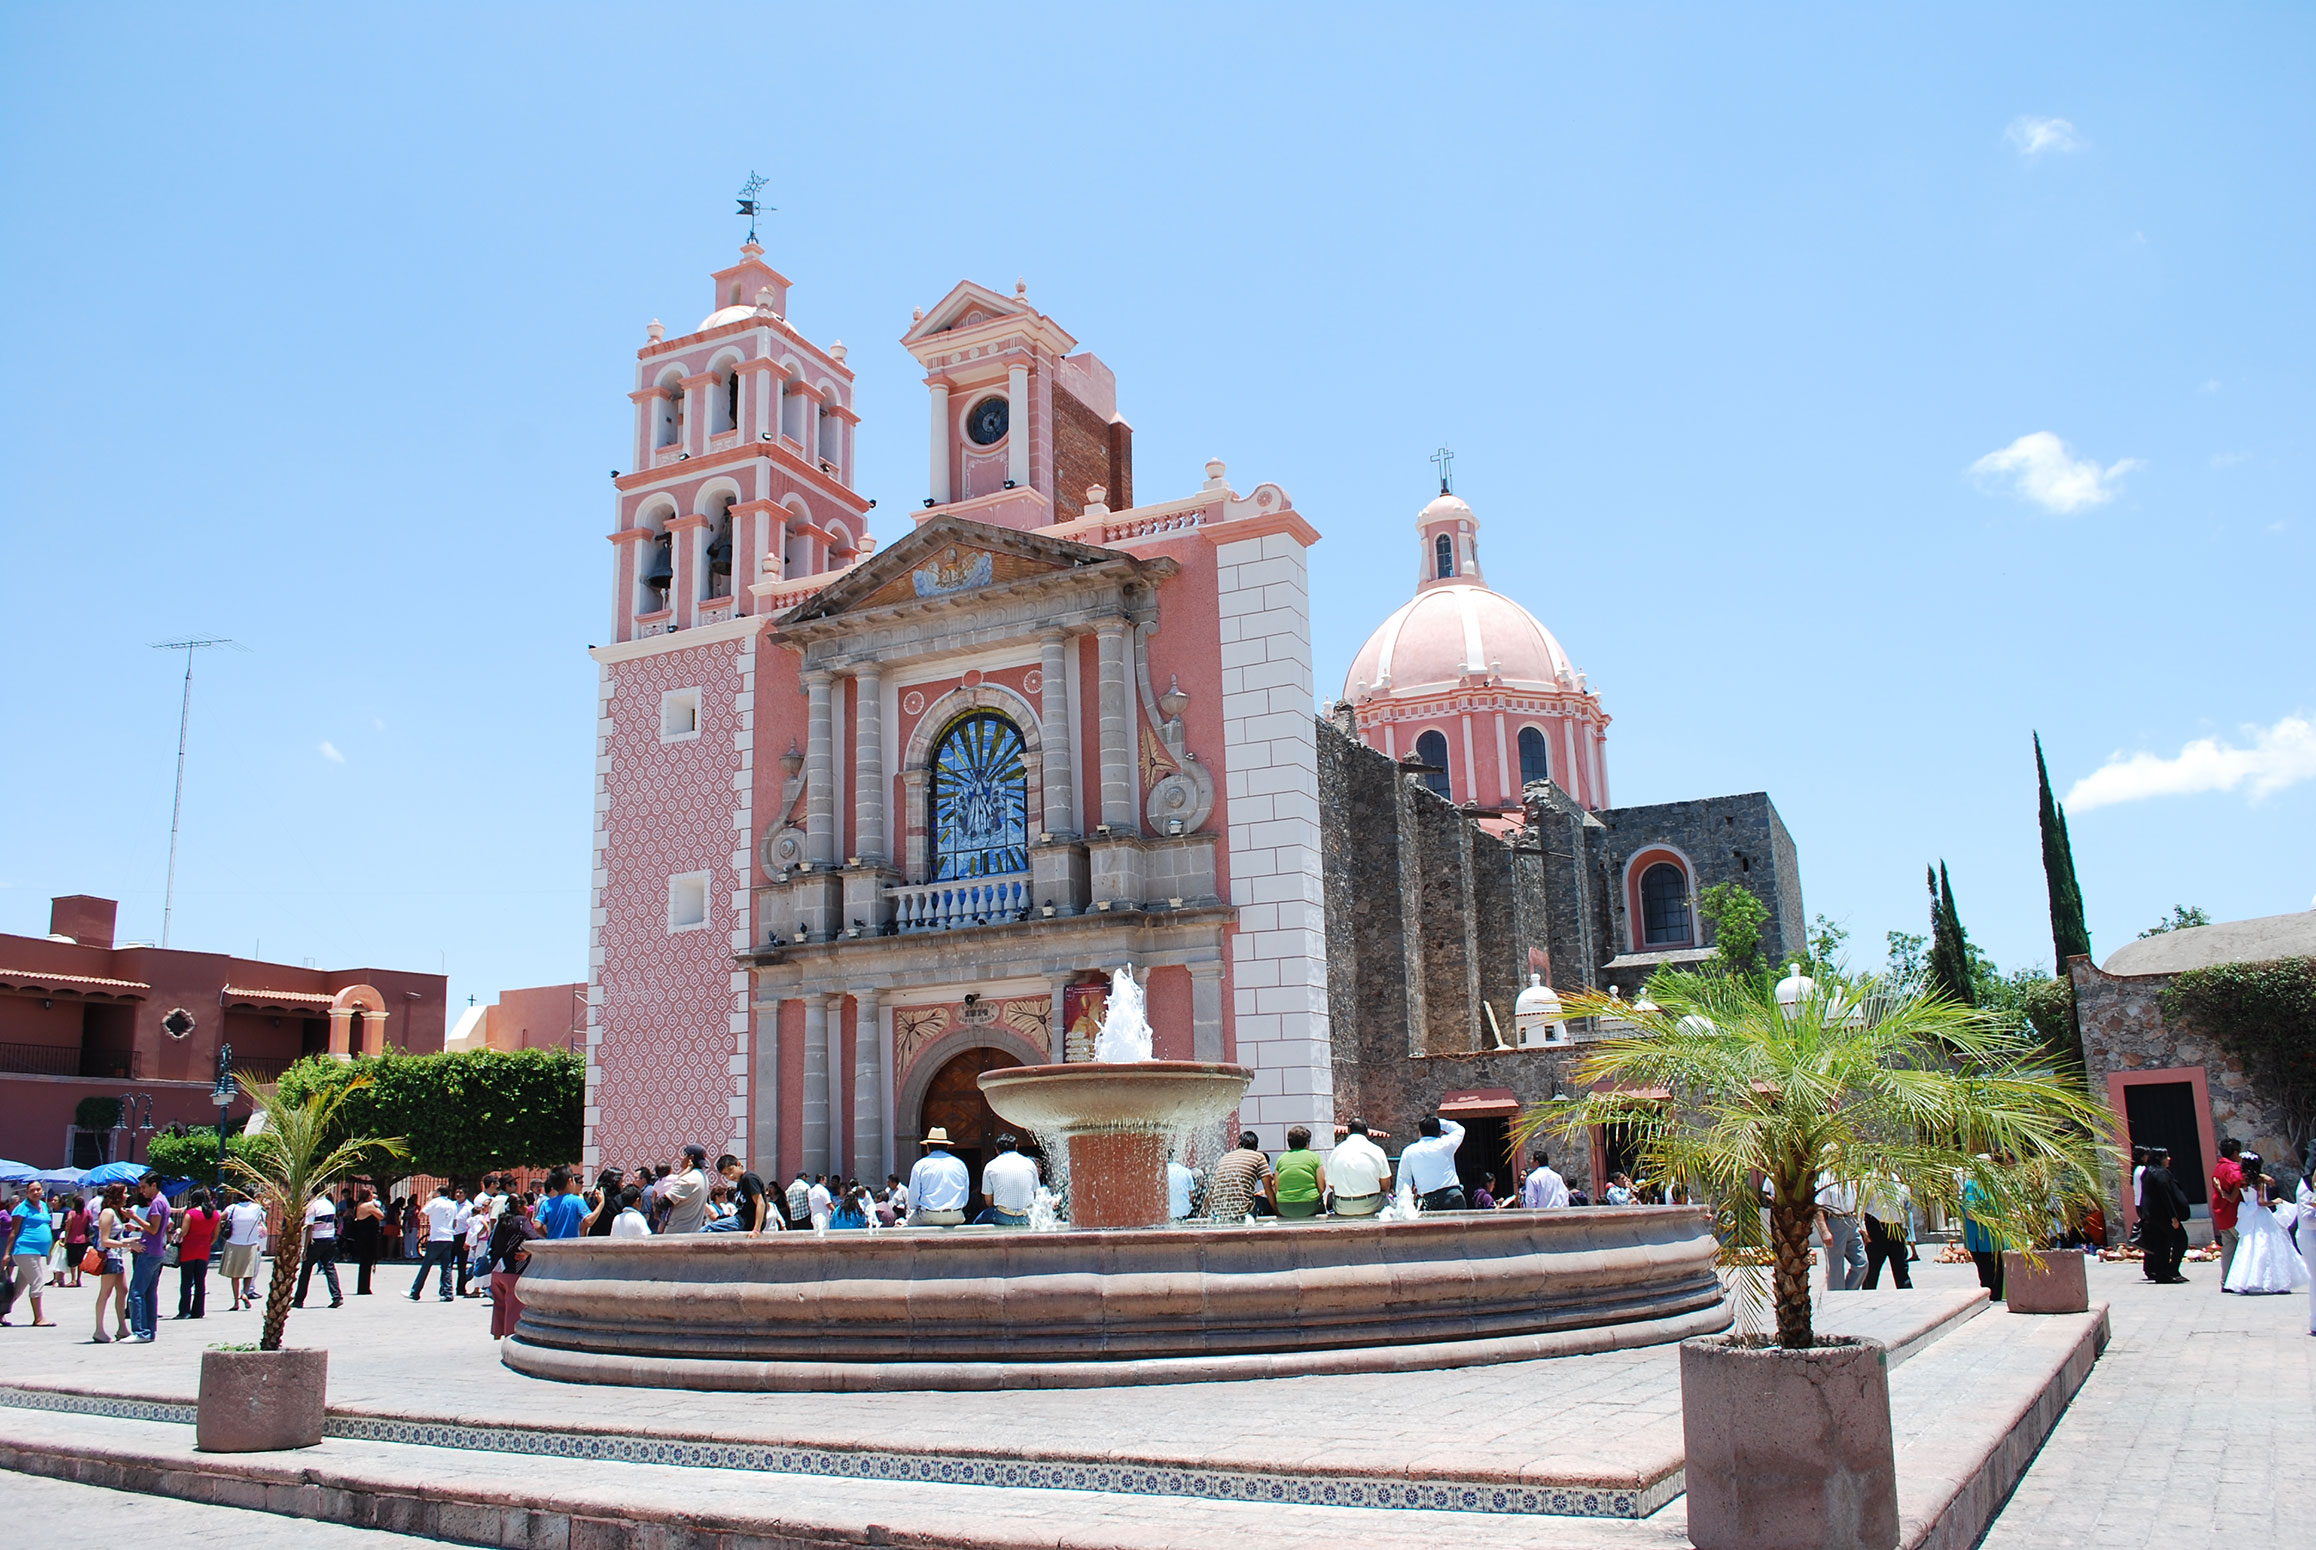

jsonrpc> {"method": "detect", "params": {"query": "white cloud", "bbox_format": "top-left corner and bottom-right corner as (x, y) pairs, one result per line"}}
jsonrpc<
(2007, 116), (2081, 156)
(2066, 715), (2316, 812)
(1969, 432), (2142, 514)
(2210, 450), (2249, 469)
(319, 741), (346, 764)
(2201, 379), (2222, 393)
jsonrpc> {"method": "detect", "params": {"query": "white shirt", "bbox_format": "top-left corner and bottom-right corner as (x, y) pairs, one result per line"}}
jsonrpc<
(1522, 1165), (1570, 1209)
(467, 1195), (495, 1244)
(909, 1151), (971, 1212)
(423, 1196), (459, 1242)
(1397, 1120), (1465, 1195)
(807, 1182), (832, 1223)
(1167, 1161), (1197, 1218)
(1815, 1175), (1858, 1216)
(610, 1208), (652, 1239)
(983, 1151), (1040, 1214)
(223, 1200), (267, 1246)
(303, 1198), (336, 1241)
(890, 1183), (909, 1212)
(1326, 1135), (1392, 1199)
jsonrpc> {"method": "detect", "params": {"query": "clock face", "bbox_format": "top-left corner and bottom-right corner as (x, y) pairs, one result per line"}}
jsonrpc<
(966, 396), (1009, 446)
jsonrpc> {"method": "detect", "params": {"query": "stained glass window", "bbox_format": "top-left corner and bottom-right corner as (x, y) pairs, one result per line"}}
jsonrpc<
(1518, 726), (1550, 787)
(931, 713), (1029, 879)
(1414, 729), (1452, 800)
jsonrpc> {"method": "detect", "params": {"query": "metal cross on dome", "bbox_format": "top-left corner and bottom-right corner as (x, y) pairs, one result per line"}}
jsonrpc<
(735, 172), (771, 244)
(1430, 446), (1455, 495)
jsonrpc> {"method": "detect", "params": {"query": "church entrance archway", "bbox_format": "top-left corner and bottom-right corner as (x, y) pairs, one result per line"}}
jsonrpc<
(915, 1045), (1024, 1184)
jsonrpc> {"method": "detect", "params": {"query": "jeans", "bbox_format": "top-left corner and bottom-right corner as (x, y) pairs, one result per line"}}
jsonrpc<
(127, 1251), (165, 1337)
(410, 1241), (457, 1299)
(1822, 1213), (1867, 1291)
(294, 1238), (341, 1306)
(176, 1257), (209, 1318)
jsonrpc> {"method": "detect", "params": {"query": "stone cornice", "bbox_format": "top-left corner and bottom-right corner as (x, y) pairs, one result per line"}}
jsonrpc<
(740, 906), (1234, 998)
(772, 561), (1174, 673)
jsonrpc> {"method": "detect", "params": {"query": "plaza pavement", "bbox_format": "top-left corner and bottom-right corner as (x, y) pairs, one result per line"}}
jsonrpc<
(0, 1253), (2305, 1546)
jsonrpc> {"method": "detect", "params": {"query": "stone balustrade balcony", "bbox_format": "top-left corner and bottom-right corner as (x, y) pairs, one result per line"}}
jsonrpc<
(885, 872), (1032, 934)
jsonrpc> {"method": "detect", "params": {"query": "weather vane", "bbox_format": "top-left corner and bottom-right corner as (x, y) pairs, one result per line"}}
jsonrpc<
(735, 172), (771, 244)
(1430, 446), (1455, 495)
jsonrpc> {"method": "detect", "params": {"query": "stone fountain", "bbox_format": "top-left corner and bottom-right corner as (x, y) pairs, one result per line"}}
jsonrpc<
(501, 964), (1728, 1392)
(976, 966), (1249, 1229)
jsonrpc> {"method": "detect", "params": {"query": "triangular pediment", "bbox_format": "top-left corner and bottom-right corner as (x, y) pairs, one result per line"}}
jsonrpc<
(779, 516), (1126, 624)
(903, 280), (1030, 344)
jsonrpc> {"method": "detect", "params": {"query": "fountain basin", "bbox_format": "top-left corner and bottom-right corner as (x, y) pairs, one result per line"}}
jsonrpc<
(976, 1060), (1252, 1229)
(501, 1206), (1728, 1392)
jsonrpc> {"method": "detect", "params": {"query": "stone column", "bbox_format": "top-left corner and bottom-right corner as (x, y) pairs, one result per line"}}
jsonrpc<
(772, 376), (787, 448)
(853, 665), (885, 863)
(327, 1008), (353, 1060)
(1094, 620), (1135, 830)
(751, 1002), (780, 1179)
(752, 364), (771, 440)
(1005, 361), (1031, 488)
(1038, 630), (1074, 837)
(928, 384), (950, 503)
(803, 671), (837, 866)
(684, 379), (705, 455)
(824, 992), (848, 1173)
(1048, 977), (1072, 1063)
(360, 1010), (389, 1057)
(852, 986), (883, 1181)
(800, 995), (829, 1176)
(1190, 962), (1225, 1063)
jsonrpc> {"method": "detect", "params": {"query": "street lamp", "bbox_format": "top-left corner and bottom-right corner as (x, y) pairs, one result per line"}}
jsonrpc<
(211, 1043), (237, 1190)
(115, 1091), (155, 1165)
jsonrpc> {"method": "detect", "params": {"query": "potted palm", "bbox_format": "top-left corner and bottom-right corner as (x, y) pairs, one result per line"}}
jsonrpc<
(1518, 967), (2105, 1550)
(198, 1074), (404, 1453)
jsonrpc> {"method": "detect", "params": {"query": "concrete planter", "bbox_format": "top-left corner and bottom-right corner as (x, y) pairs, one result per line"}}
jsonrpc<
(2002, 1249), (2089, 1314)
(196, 1347), (328, 1453)
(1681, 1335), (1898, 1550)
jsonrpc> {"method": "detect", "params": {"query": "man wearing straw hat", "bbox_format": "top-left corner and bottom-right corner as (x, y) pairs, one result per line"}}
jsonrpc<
(908, 1128), (971, 1226)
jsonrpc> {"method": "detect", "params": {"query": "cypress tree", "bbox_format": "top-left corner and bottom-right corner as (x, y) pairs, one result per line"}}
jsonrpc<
(1926, 862), (1975, 1007)
(2034, 733), (2093, 971)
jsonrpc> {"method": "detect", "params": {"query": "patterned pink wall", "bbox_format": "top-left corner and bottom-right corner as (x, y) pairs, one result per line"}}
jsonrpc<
(593, 640), (749, 1166)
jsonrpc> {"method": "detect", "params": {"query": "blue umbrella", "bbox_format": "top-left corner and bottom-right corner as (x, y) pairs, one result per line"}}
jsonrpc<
(0, 1160), (37, 1183)
(35, 1169), (86, 1188)
(78, 1161), (152, 1188)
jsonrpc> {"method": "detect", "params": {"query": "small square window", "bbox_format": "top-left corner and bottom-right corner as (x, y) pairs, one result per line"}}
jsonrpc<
(668, 872), (709, 932)
(661, 688), (701, 742)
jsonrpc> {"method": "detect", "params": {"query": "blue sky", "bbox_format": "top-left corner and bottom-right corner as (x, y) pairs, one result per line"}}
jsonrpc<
(2, 6), (2309, 1014)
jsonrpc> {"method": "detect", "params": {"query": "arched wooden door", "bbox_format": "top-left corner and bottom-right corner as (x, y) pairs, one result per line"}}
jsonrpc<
(917, 1046), (1025, 1183)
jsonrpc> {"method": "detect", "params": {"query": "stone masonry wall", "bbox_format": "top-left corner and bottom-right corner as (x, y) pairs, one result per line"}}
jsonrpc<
(1590, 793), (1804, 973)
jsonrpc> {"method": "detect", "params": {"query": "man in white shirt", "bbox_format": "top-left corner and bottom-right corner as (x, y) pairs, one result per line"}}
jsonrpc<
(1815, 1172), (1867, 1292)
(1521, 1148), (1570, 1209)
(1325, 1119), (1393, 1217)
(981, 1135), (1040, 1227)
(907, 1128), (971, 1225)
(1397, 1115), (1468, 1211)
(806, 1176), (833, 1230)
(409, 1186), (461, 1302)
(610, 1186), (653, 1238)
(293, 1193), (342, 1309)
(1167, 1158), (1198, 1220)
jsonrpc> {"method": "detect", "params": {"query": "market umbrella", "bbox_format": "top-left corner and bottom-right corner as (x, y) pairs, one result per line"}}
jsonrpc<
(0, 1159), (38, 1183)
(78, 1161), (152, 1188)
(35, 1168), (86, 1188)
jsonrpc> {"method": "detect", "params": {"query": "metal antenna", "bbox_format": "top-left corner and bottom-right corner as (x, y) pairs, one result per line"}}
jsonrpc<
(1430, 446), (1455, 495)
(149, 636), (243, 947)
(735, 172), (771, 244)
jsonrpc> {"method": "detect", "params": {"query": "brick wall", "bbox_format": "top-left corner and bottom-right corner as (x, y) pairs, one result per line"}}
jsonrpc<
(1050, 386), (1129, 525)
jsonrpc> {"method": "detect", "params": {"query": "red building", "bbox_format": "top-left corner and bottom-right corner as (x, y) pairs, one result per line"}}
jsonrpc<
(0, 894), (446, 1168)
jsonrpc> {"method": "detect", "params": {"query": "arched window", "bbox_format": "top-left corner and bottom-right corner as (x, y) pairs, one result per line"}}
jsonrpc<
(654, 380), (682, 448)
(703, 496), (734, 600)
(931, 714), (1029, 880)
(719, 370), (739, 434)
(1434, 533), (1454, 579)
(1518, 727), (1550, 787)
(1414, 729), (1452, 800)
(1640, 863), (1692, 946)
(638, 529), (672, 615)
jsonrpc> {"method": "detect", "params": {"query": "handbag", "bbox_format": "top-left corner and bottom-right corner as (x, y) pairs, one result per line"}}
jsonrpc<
(81, 1246), (104, 1275)
(162, 1241), (181, 1267)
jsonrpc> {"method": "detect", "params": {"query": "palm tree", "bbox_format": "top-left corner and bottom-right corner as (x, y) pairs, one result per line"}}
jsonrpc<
(1514, 967), (2109, 1348)
(224, 1074), (406, 1352)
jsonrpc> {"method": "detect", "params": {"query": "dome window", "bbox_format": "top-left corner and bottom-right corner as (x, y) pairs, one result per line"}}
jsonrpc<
(1518, 727), (1550, 788)
(1414, 730), (1452, 800)
(1640, 862), (1693, 947)
(1434, 533), (1454, 579)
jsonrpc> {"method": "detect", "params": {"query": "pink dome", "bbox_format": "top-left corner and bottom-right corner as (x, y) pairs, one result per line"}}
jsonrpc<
(1345, 584), (1576, 700)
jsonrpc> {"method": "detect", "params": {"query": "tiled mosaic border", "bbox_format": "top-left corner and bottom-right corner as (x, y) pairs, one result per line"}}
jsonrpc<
(0, 1384), (1669, 1519)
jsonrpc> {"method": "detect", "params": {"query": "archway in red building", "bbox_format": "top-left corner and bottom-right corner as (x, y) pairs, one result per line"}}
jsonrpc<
(915, 1046), (1025, 1184)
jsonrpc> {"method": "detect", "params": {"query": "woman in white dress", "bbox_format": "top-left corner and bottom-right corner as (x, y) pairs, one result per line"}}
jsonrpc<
(2298, 1152), (2316, 1335)
(2222, 1168), (2309, 1296)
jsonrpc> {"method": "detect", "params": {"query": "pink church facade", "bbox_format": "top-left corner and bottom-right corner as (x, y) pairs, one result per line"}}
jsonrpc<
(586, 250), (1332, 1182)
